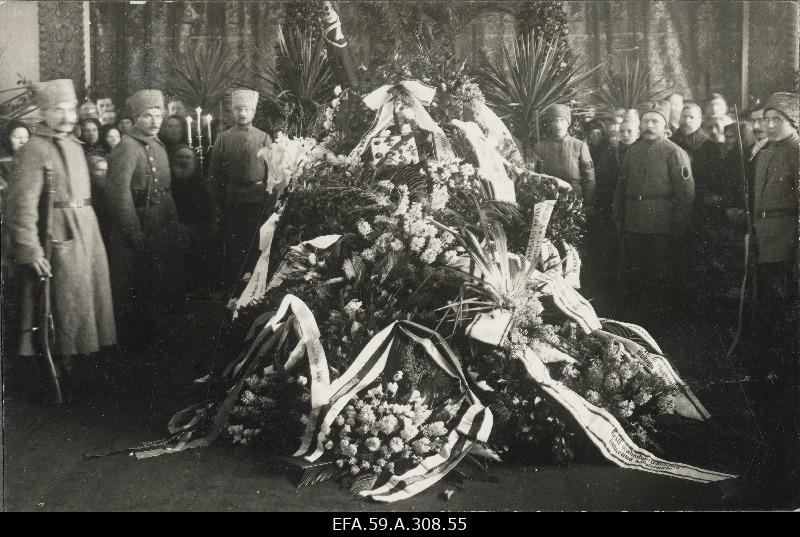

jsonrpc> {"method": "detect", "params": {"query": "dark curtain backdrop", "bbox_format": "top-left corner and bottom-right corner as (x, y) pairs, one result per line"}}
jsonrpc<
(89, 1), (284, 108)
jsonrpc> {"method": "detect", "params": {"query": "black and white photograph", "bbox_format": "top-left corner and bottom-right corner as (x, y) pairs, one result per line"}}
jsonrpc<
(0, 0), (798, 514)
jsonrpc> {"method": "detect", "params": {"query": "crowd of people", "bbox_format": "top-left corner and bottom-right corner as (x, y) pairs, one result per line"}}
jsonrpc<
(0, 77), (797, 403)
(0, 80), (272, 400)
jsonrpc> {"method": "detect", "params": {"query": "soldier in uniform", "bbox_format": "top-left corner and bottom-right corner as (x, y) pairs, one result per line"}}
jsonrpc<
(107, 89), (185, 346)
(7, 79), (116, 398)
(742, 93), (798, 361)
(209, 88), (271, 291)
(531, 104), (596, 211)
(613, 101), (695, 324)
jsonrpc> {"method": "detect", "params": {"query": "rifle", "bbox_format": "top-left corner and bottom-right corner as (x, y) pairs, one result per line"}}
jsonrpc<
(726, 105), (757, 359)
(40, 163), (64, 403)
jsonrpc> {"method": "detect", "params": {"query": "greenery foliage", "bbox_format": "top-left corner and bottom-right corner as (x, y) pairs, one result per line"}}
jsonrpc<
(165, 41), (246, 110)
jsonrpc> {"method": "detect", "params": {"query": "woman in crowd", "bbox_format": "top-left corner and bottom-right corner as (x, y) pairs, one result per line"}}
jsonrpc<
(87, 155), (113, 246)
(169, 144), (215, 293)
(100, 123), (122, 154)
(1, 120), (31, 281)
(79, 117), (106, 157)
(0, 120), (30, 185)
(158, 114), (188, 160)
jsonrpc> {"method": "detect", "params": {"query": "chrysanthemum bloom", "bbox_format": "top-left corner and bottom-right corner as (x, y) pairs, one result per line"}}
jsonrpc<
(422, 421), (448, 437)
(347, 444), (358, 457)
(378, 414), (399, 435)
(389, 437), (405, 453)
(585, 390), (602, 405)
(335, 415), (345, 427)
(412, 437), (431, 455)
(365, 436), (381, 452)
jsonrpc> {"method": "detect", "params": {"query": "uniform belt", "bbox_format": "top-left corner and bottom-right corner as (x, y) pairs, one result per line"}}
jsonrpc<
(54, 198), (92, 209)
(754, 209), (797, 219)
(626, 194), (672, 201)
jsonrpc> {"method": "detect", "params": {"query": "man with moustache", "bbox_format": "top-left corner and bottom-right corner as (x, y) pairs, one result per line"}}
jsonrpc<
(7, 79), (116, 399)
(613, 101), (694, 323)
(749, 108), (769, 160)
(209, 88), (270, 291)
(107, 89), (185, 345)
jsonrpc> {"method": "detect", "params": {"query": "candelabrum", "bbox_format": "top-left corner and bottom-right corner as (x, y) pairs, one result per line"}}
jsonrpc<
(187, 109), (214, 172)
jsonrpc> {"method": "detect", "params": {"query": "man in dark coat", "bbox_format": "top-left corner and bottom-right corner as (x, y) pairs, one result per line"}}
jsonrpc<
(209, 88), (271, 291)
(531, 104), (596, 210)
(613, 101), (695, 324)
(107, 89), (185, 345)
(7, 79), (116, 397)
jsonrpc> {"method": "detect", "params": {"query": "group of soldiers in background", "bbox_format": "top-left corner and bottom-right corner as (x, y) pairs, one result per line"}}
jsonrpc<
(1, 79), (271, 400)
(0, 76), (797, 402)
(532, 91), (798, 377)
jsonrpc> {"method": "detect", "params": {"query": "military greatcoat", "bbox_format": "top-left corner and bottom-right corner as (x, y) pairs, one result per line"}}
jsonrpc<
(7, 125), (116, 356)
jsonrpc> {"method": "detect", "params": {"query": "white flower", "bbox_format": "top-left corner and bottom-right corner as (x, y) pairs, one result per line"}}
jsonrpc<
(378, 414), (399, 435)
(400, 420), (419, 441)
(617, 400), (635, 418)
(459, 163), (475, 177)
(420, 248), (438, 264)
(324, 440), (334, 450)
(335, 415), (345, 427)
(361, 247), (377, 261)
(297, 375), (308, 386)
(390, 239), (404, 252)
(364, 437), (381, 452)
(350, 466), (360, 475)
(385, 462), (395, 474)
(389, 437), (405, 453)
(410, 390), (421, 401)
(386, 382), (399, 395)
(585, 390), (602, 405)
(359, 405), (377, 426)
(307, 253), (317, 266)
(344, 299), (364, 319)
(334, 85), (342, 96)
(412, 437), (431, 455)
(410, 236), (426, 253)
(346, 443), (358, 457)
(430, 185), (450, 210)
(348, 457), (358, 466)
(331, 98), (341, 108)
(604, 373), (621, 393)
(442, 250), (459, 266)
(422, 421), (448, 437)
(357, 219), (373, 237)
(393, 371), (403, 382)
(376, 458), (387, 467)
(336, 459), (345, 468)
(361, 460), (372, 470)
(342, 424), (351, 434)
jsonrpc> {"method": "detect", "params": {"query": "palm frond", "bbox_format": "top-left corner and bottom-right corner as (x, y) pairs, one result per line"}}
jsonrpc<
(272, 456), (342, 488)
(247, 25), (333, 137)
(166, 41), (246, 110)
(348, 473), (379, 497)
(477, 31), (599, 155)
(594, 52), (669, 110)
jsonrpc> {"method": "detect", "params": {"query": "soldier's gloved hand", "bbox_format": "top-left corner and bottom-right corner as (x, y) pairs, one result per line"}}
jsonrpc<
(29, 257), (52, 279)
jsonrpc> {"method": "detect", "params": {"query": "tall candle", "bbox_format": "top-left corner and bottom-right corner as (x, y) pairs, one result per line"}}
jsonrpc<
(206, 114), (213, 142)
(195, 107), (202, 137)
(186, 115), (193, 145)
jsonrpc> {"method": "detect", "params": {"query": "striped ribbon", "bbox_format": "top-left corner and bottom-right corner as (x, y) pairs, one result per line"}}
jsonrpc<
(518, 346), (734, 483)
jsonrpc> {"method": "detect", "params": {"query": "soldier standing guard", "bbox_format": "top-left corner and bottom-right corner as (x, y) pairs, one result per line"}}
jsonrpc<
(750, 93), (799, 363)
(531, 104), (596, 210)
(7, 79), (116, 399)
(209, 88), (271, 291)
(613, 100), (695, 325)
(107, 89), (185, 346)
